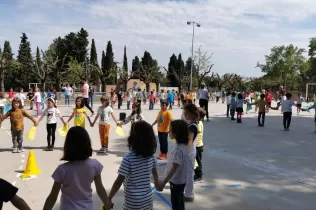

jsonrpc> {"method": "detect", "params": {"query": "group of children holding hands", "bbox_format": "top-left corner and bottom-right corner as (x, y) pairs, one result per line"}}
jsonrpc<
(225, 91), (302, 131)
(0, 92), (205, 210)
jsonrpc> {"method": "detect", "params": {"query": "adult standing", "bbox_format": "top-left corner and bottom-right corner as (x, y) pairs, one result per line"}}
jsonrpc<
(198, 83), (210, 121)
(64, 84), (73, 107)
(117, 88), (123, 109)
(88, 86), (94, 109)
(80, 77), (94, 115)
(27, 88), (34, 110)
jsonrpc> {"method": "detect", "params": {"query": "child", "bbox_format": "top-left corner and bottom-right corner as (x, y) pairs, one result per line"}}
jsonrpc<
(152, 100), (173, 160)
(236, 93), (244, 123)
(245, 93), (252, 114)
(53, 89), (58, 105)
(66, 97), (91, 128)
(91, 96), (119, 154)
(119, 102), (144, 126)
(38, 98), (65, 151)
(168, 90), (174, 110)
(181, 99), (193, 122)
(30, 88), (42, 117)
(248, 94), (278, 127)
(226, 91), (231, 118)
(0, 93), (7, 118)
(15, 88), (26, 108)
(108, 121), (159, 210)
(27, 88), (34, 110)
(183, 104), (199, 202)
(296, 93), (304, 114)
(126, 91), (132, 110)
(281, 93), (300, 131)
(195, 108), (205, 183)
(43, 127), (112, 210)
(230, 92), (237, 120)
(0, 98), (38, 153)
(148, 91), (155, 110)
(254, 92), (260, 113)
(0, 178), (31, 210)
(157, 120), (189, 210)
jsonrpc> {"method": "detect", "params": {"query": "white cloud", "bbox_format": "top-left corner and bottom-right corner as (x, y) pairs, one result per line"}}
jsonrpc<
(1, 0), (316, 77)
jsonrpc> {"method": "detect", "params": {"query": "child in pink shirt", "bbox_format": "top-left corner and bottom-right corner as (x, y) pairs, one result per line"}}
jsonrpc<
(43, 127), (112, 210)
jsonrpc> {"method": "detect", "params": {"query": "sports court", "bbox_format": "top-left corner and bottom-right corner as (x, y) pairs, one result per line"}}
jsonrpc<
(1, 101), (316, 210)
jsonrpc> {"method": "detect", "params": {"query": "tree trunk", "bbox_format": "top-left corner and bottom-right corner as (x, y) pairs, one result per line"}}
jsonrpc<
(146, 82), (150, 92)
(41, 79), (46, 91)
(102, 81), (106, 92)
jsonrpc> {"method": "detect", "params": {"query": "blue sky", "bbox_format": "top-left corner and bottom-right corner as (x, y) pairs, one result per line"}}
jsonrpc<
(1, 0), (316, 77)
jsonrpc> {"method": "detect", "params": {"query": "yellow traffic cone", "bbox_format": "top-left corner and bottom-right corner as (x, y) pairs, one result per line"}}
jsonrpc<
(20, 150), (41, 179)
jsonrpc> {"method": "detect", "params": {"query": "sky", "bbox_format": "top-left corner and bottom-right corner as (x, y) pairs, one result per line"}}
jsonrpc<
(1, 0), (316, 77)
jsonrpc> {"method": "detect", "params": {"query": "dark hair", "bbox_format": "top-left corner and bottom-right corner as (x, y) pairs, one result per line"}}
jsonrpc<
(237, 93), (243, 99)
(170, 120), (189, 144)
(61, 127), (92, 161)
(128, 121), (157, 157)
(227, 91), (231, 96)
(184, 104), (199, 122)
(138, 88), (141, 91)
(150, 91), (153, 94)
(198, 108), (206, 121)
(75, 97), (85, 108)
(160, 99), (169, 106)
(183, 99), (193, 105)
(286, 93), (292, 99)
(232, 92), (236, 97)
(132, 102), (141, 115)
(81, 77), (86, 81)
(0, 93), (3, 98)
(260, 94), (265, 99)
(11, 98), (23, 110)
(47, 98), (57, 108)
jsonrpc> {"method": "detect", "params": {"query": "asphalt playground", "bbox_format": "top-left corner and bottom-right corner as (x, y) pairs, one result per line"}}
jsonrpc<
(1, 101), (316, 210)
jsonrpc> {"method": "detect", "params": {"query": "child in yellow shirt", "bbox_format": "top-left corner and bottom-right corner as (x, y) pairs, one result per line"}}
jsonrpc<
(66, 97), (91, 128)
(152, 100), (173, 160)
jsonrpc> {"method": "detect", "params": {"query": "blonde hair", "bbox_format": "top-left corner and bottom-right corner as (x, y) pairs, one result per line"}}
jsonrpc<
(100, 96), (110, 106)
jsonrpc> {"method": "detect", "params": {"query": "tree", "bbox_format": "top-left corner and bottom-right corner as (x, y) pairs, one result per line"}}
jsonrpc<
(131, 56), (140, 79)
(0, 41), (19, 92)
(103, 41), (116, 84)
(133, 51), (159, 91)
(194, 46), (214, 88)
(89, 38), (100, 85)
(257, 44), (308, 90)
(167, 54), (178, 86)
(17, 33), (36, 88)
(68, 58), (87, 84)
(32, 49), (58, 90)
(307, 38), (316, 82)
(123, 45), (128, 73)
(118, 46), (131, 91)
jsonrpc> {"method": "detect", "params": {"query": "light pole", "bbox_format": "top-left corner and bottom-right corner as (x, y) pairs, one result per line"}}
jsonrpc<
(187, 21), (201, 91)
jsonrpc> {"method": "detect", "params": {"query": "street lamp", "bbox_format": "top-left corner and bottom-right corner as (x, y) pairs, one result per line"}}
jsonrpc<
(187, 21), (201, 91)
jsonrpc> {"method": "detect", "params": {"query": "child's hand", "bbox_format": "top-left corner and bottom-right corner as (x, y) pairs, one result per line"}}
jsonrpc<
(117, 123), (121, 127)
(35, 121), (39, 127)
(156, 182), (165, 191)
(90, 122), (94, 127)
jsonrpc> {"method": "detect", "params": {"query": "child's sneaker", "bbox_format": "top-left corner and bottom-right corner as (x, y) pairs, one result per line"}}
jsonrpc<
(18, 147), (25, 152)
(49, 145), (54, 151)
(98, 147), (105, 153)
(157, 153), (163, 160)
(44, 146), (50, 151)
(160, 154), (167, 160)
(12, 148), (18, 153)
(194, 178), (203, 183)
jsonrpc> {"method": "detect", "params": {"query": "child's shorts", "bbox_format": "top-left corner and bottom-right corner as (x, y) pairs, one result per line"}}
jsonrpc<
(236, 107), (243, 113)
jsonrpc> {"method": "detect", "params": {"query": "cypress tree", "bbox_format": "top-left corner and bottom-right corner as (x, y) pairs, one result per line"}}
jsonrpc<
(104, 41), (116, 84)
(123, 45), (128, 72)
(90, 39), (98, 67)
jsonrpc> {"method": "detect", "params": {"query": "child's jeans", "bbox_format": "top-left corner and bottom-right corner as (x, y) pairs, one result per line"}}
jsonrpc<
(195, 146), (203, 179)
(170, 182), (186, 210)
(184, 147), (196, 198)
(127, 101), (131, 109)
(230, 108), (235, 119)
(283, 112), (292, 129)
(0, 106), (4, 118)
(11, 130), (23, 149)
(149, 100), (154, 110)
(158, 132), (168, 154)
(99, 124), (110, 148)
(226, 105), (230, 117)
(36, 102), (41, 116)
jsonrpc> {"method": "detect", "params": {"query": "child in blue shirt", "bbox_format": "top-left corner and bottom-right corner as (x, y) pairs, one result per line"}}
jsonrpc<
(230, 92), (237, 120)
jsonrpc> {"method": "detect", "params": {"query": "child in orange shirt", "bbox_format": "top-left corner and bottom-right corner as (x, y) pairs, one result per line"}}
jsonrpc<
(152, 100), (173, 160)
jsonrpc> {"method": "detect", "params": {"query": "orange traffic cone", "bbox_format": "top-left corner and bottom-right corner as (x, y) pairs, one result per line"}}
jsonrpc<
(20, 150), (41, 179)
